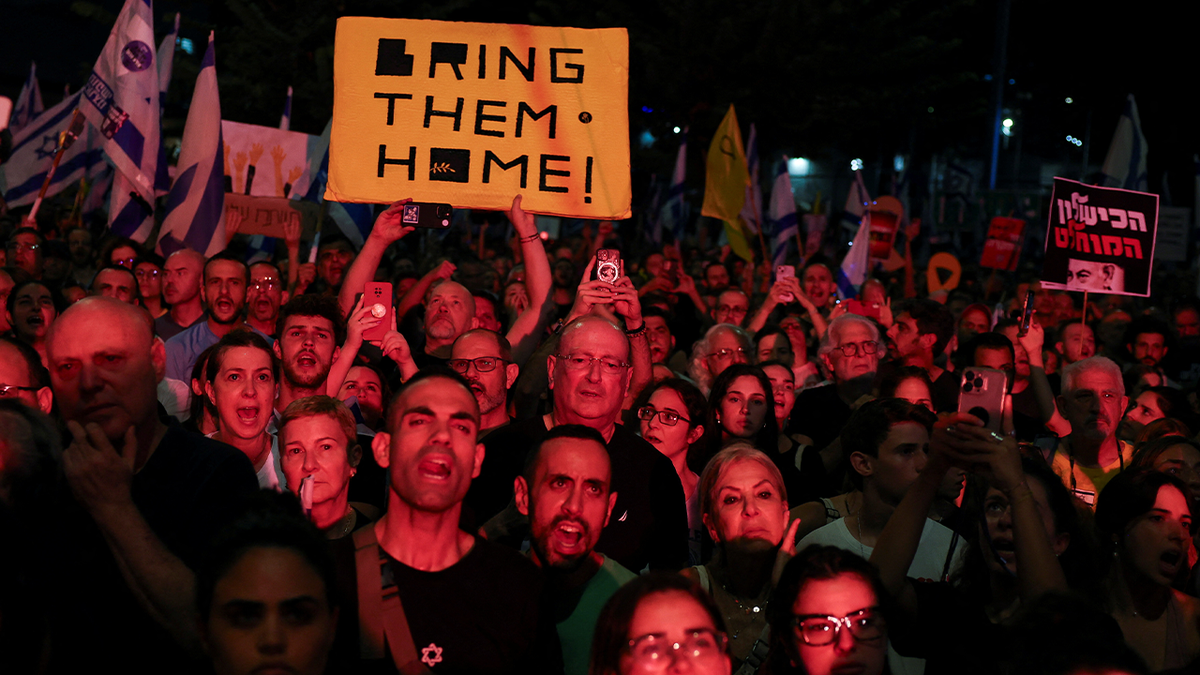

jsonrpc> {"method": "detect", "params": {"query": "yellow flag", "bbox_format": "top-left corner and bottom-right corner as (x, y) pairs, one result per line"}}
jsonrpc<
(723, 219), (754, 262)
(702, 105), (749, 223)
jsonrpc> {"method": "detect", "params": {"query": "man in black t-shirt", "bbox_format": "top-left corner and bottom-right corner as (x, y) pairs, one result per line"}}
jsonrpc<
(42, 297), (258, 673)
(345, 368), (560, 674)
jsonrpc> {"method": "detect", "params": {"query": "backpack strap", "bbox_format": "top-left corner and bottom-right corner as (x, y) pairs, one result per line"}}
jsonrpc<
(353, 527), (431, 674)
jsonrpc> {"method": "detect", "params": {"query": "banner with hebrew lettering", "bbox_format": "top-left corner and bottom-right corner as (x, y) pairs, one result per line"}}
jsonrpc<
(326, 17), (631, 219)
(1040, 177), (1158, 297)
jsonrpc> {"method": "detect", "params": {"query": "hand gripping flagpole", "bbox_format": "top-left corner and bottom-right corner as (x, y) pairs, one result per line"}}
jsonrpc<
(27, 109), (87, 227)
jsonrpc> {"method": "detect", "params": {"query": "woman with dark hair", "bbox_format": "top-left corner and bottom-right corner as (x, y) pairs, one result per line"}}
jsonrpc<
(1123, 363), (1165, 400)
(1096, 469), (1200, 671)
(683, 444), (799, 671)
(589, 572), (731, 675)
(1118, 386), (1195, 443)
(205, 331), (283, 489)
(134, 252), (167, 319)
(754, 325), (795, 367)
(701, 364), (778, 468)
(197, 492), (338, 675)
(185, 344), (219, 435)
(631, 378), (708, 565)
(5, 280), (60, 364)
(1134, 418), (1192, 448)
(97, 235), (143, 270)
(767, 546), (890, 675)
(878, 366), (936, 413)
(1131, 437), (1200, 509)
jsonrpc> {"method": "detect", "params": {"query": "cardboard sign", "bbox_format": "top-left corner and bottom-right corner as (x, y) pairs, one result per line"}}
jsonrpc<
(224, 193), (319, 239)
(327, 17), (630, 219)
(1040, 177), (1158, 297)
(980, 216), (1025, 271)
(927, 252), (961, 293)
(222, 121), (317, 198)
(1154, 207), (1190, 262)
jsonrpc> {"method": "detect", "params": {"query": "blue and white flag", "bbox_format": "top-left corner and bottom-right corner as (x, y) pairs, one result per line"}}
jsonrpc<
(0, 92), (106, 208)
(296, 119), (373, 247)
(11, 61), (45, 134)
(836, 214), (871, 299)
(1100, 94), (1149, 193)
(843, 169), (870, 224)
(158, 33), (225, 257)
(768, 158), (798, 268)
(739, 123), (762, 234)
(79, 0), (161, 209)
(279, 85), (293, 131)
(157, 13), (179, 98)
(658, 129), (688, 243)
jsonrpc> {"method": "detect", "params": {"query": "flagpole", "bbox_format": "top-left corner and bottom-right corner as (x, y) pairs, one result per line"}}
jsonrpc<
(27, 109), (87, 227)
(749, 184), (770, 266)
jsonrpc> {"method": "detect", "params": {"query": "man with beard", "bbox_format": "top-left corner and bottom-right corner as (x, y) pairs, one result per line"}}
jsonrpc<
(165, 255), (266, 382)
(334, 369), (561, 674)
(1124, 317), (1170, 369)
(415, 279), (480, 367)
(884, 298), (958, 411)
(155, 249), (206, 341)
(246, 261), (286, 338)
(515, 425), (636, 675)
(1049, 356), (1131, 507)
(273, 294), (344, 413)
(450, 329), (519, 437)
(315, 236), (355, 293)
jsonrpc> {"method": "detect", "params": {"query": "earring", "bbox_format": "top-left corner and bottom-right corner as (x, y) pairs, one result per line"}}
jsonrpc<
(351, 469), (357, 477)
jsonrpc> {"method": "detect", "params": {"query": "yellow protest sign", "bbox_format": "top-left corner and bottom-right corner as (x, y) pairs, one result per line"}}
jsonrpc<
(327, 17), (631, 219)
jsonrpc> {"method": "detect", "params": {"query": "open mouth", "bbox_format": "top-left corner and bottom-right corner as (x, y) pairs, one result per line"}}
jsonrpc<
(1160, 549), (1183, 576)
(296, 352), (317, 368)
(417, 457), (451, 480)
(553, 521), (587, 549)
(236, 407), (260, 423)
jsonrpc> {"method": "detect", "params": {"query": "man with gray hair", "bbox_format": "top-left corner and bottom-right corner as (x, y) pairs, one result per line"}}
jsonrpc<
(789, 314), (883, 490)
(1050, 355), (1130, 507)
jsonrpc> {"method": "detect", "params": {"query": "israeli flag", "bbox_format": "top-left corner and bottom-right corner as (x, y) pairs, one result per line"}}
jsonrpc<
(79, 0), (161, 210)
(0, 92), (106, 208)
(1100, 94), (1149, 192)
(658, 129), (688, 243)
(280, 86), (293, 131)
(768, 159), (798, 268)
(158, 33), (225, 257)
(157, 13), (179, 99)
(836, 214), (871, 300)
(11, 61), (45, 134)
(296, 119), (373, 247)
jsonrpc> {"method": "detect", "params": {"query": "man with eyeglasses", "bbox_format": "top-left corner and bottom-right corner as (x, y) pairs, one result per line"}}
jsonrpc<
(450, 329), (520, 438)
(792, 315), (883, 487)
(471, 315), (687, 572)
(246, 261), (286, 338)
(711, 288), (750, 328)
(0, 336), (53, 414)
(155, 249), (206, 341)
(7, 227), (44, 280)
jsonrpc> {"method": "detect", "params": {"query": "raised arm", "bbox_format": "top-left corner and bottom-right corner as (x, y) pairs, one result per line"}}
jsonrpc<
(325, 295), (376, 396)
(1017, 322), (1070, 434)
(504, 195), (554, 366)
(337, 200), (415, 318)
(612, 275), (651, 410)
(396, 260), (455, 324)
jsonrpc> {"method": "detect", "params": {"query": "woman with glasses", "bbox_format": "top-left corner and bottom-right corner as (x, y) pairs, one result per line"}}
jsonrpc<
(689, 324), (752, 396)
(701, 365), (778, 469)
(683, 444), (800, 672)
(589, 572), (732, 675)
(632, 378), (709, 565)
(767, 546), (890, 675)
(134, 253), (167, 319)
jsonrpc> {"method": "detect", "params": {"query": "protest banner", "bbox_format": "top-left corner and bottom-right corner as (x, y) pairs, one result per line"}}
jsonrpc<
(926, 252), (961, 293)
(326, 17), (630, 219)
(1154, 207), (1190, 262)
(222, 120), (316, 198)
(1040, 177), (1158, 297)
(224, 192), (319, 239)
(866, 196), (902, 262)
(980, 216), (1025, 271)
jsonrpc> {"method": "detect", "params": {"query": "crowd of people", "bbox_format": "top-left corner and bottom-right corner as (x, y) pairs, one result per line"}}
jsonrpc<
(3, 192), (1200, 675)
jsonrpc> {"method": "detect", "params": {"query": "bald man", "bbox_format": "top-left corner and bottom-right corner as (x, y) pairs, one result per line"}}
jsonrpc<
(156, 248), (206, 340)
(42, 297), (257, 672)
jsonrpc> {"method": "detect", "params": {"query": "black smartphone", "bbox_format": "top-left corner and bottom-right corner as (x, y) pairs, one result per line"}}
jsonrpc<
(400, 202), (452, 229)
(1018, 291), (1034, 337)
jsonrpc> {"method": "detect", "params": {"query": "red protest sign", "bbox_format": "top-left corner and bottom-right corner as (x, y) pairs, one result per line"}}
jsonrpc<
(980, 216), (1025, 271)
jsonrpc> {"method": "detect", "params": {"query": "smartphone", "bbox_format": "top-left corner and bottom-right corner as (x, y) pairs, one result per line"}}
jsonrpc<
(959, 367), (1008, 433)
(362, 282), (393, 341)
(776, 265), (795, 302)
(400, 202), (452, 229)
(1018, 291), (1035, 337)
(593, 248), (622, 284)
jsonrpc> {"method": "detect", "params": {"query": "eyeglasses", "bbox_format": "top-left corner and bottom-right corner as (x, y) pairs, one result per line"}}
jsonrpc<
(707, 347), (746, 361)
(626, 629), (727, 667)
(0, 384), (39, 398)
(135, 268), (161, 279)
(717, 304), (748, 315)
(6, 242), (40, 254)
(113, 257), (137, 267)
(250, 280), (279, 291)
(637, 406), (690, 426)
(555, 354), (630, 373)
(832, 340), (879, 358)
(448, 356), (508, 373)
(792, 607), (886, 646)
